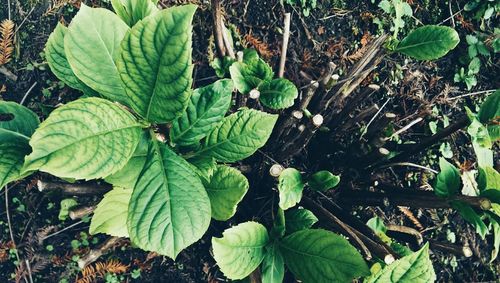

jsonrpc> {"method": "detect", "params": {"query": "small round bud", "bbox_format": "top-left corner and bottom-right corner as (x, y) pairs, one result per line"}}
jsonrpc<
(384, 254), (395, 264)
(292, 110), (304, 119)
(249, 89), (260, 99)
(312, 114), (324, 127)
(269, 164), (284, 177)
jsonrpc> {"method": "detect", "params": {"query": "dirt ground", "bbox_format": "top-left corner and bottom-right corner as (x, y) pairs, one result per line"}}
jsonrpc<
(0, 0), (499, 282)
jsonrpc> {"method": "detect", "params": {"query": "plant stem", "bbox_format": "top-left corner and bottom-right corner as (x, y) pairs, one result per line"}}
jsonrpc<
(37, 180), (111, 196)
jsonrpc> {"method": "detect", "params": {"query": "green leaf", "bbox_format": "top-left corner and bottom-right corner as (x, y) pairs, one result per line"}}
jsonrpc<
(478, 90), (500, 141)
(489, 214), (500, 262)
(259, 78), (298, 110)
(229, 58), (273, 94)
(0, 101), (39, 138)
(478, 166), (500, 192)
(58, 198), (78, 221)
(261, 243), (285, 283)
(212, 221), (269, 280)
(187, 155), (216, 183)
(366, 243), (436, 283)
(171, 79), (233, 146)
(105, 132), (149, 189)
(285, 208), (318, 234)
(23, 98), (141, 180)
(434, 157), (460, 197)
(205, 165), (249, 221)
(117, 5), (196, 123)
(127, 138), (210, 259)
(111, 0), (159, 27)
(65, 4), (129, 104)
(279, 229), (370, 283)
(278, 168), (304, 210)
(45, 23), (96, 96)
(90, 187), (132, 237)
(395, 25), (460, 60)
(196, 109), (278, 162)
(451, 201), (488, 239)
(0, 131), (32, 189)
(308, 171), (340, 192)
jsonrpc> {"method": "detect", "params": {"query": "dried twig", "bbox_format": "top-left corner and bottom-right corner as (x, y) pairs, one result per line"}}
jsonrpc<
(212, 0), (226, 57)
(278, 13), (291, 78)
(37, 180), (111, 196)
(78, 237), (122, 269)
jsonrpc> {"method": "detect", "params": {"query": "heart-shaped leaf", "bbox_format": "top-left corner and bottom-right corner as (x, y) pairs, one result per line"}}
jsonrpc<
(395, 25), (460, 60)
(171, 79), (233, 146)
(127, 138), (211, 259)
(117, 5), (196, 123)
(23, 98), (141, 180)
(65, 4), (129, 104)
(212, 221), (269, 280)
(90, 187), (132, 237)
(205, 165), (249, 221)
(230, 57), (273, 94)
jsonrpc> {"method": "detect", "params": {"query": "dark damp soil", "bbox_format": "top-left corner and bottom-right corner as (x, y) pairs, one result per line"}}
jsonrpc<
(0, 0), (499, 282)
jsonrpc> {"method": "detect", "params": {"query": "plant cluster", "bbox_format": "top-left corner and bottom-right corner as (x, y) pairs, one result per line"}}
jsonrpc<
(0, 0), (497, 282)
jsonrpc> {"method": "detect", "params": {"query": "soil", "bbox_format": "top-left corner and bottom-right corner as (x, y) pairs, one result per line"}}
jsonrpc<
(0, 0), (499, 282)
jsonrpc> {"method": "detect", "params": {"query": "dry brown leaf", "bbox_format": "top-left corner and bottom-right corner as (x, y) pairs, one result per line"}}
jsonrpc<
(0, 19), (15, 65)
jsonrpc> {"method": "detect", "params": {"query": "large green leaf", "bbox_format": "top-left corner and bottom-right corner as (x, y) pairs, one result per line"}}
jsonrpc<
(451, 201), (488, 239)
(195, 109), (278, 162)
(111, 0), (159, 27)
(187, 155), (216, 183)
(117, 5), (196, 123)
(90, 187), (132, 237)
(279, 229), (370, 283)
(23, 98), (141, 180)
(478, 90), (500, 141)
(127, 138), (211, 259)
(366, 243), (436, 283)
(105, 131), (149, 189)
(395, 25), (460, 60)
(205, 165), (249, 221)
(45, 23), (93, 95)
(229, 57), (274, 94)
(307, 170), (340, 192)
(0, 131), (31, 189)
(434, 157), (460, 197)
(65, 4), (129, 103)
(478, 166), (500, 192)
(285, 208), (318, 234)
(171, 79), (233, 146)
(278, 168), (304, 210)
(212, 221), (269, 280)
(259, 78), (298, 110)
(0, 101), (39, 138)
(45, 23), (95, 96)
(261, 243), (285, 283)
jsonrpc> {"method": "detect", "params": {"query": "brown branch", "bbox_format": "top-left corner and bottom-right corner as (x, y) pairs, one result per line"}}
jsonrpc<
(37, 180), (111, 196)
(0, 65), (17, 81)
(212, 0), (226, 57)
(386, 115), (470, 164)
(340, 190), (491, 210)
(429, 240), (473, 258)
(77, 237), (122, 269)
(69, 205), (96, 220)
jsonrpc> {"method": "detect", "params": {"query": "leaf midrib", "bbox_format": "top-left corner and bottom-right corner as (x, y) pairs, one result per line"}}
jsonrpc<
(395, 38), (449, 52)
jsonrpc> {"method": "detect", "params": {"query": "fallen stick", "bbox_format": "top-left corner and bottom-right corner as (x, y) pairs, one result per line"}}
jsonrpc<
(37, 180), (111, 196)
(278, 13), (291, 78)
(212, 0), (226, 57)
(78, 237), (122, 269)
(69, 205), (96, 220)
(0, 65), (17, 81)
